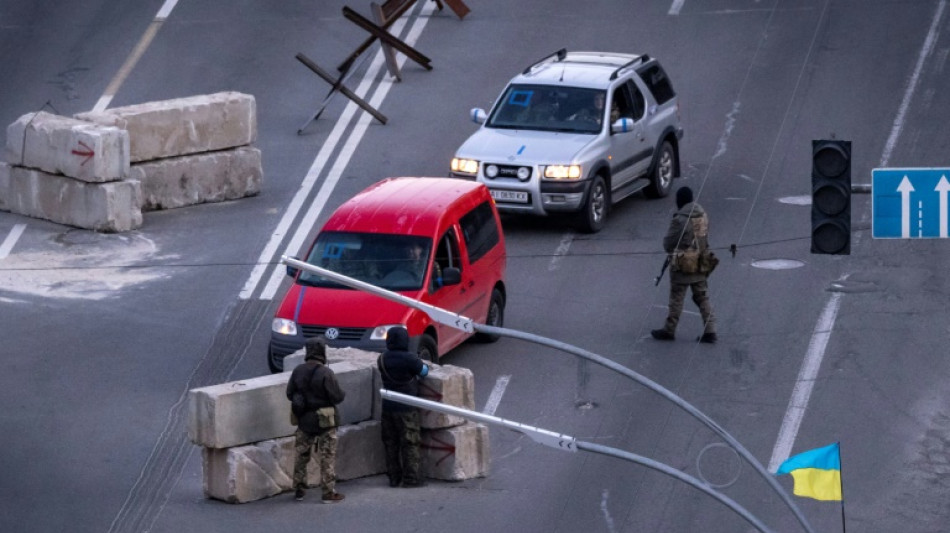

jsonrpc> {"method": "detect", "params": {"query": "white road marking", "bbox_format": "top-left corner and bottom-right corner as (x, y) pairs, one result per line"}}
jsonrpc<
(244, 2), (435, 300)
(92, 0), (180, 112)
(0, 223), (26, 259)
(668, 0), (685, 16)
(601, 489), (617, 533)
(547, 232), (574, 272)
(768, 292), (841, 472)
(482, 375), (511, 416)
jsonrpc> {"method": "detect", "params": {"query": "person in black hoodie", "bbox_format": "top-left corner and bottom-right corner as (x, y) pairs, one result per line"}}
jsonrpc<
(286, 336), (346, 502)
(378, 326), (430, 487)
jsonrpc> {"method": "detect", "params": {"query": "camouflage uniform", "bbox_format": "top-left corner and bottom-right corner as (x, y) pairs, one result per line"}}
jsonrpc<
(381, 410), (422, 484)
(293, 427), (339, 493)
(653, 187), (717, 342)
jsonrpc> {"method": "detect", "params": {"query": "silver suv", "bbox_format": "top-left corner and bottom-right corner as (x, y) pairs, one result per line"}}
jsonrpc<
(450, 49), (683, 232)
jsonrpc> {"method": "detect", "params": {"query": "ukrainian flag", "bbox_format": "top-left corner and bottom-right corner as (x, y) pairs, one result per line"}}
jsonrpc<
(776, 442), (842, 501)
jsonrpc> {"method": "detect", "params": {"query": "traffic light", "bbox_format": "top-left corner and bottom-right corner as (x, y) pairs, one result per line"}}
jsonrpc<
(811, 140), (851, 254)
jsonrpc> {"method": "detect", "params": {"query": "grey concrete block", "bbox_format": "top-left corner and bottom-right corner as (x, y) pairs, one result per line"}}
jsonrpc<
(419, 364), (475, 429)
(422, 422), (490, 481)
(203, 420), (385, 503)
(0, 164), (142, 232)
(5, 111), (130, 182)
(76, 92), (256, 163)
(188, 361), (377, 449)
(128, 146), (262, 210)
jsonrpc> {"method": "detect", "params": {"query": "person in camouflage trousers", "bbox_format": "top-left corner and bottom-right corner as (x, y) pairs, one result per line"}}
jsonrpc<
(286, 336), (346, 503)
(652, 186), (718, 344)
(378, 326), (430, 488)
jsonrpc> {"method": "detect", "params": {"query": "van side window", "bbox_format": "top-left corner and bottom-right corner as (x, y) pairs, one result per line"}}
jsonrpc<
(431, 229), (461, 292)
(459, 201), (500, 264)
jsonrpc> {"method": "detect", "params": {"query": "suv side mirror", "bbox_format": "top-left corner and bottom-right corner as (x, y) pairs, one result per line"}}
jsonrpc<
(441, 267), (462, 286)
(470, 108), (487, 124)
(610, 118), (634, 135)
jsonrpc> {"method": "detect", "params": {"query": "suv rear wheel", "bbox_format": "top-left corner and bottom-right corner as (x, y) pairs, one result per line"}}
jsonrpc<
(577, 175), (608, 233)
(645, 140), (676, 199)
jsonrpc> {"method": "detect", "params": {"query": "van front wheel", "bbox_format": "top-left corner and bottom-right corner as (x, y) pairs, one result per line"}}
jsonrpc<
(417, 334), (438, 362)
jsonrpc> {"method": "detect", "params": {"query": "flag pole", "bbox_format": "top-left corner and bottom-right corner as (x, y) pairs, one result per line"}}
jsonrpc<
(838, 441), (846, 533)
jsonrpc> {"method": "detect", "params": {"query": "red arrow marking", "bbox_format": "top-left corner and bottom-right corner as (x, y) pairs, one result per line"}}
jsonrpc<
(71, 140), (94, 166)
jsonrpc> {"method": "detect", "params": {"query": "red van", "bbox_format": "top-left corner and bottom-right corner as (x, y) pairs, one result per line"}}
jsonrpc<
(268, 177), (507, 372)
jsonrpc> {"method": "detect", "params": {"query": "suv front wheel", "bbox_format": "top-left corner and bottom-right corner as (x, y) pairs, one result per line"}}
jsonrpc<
(645, 140), (676, 199)
(577, 174), (608, 233)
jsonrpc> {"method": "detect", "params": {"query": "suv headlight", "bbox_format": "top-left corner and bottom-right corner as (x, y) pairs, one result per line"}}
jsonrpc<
(272, 318), (297, 336)
(543, 164), (583, 180)
(371, 324), (406, 340)
(451, 157), (479, 176)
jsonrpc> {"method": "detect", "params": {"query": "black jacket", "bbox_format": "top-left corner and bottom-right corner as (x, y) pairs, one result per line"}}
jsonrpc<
(378, 327), (427, 413)
(286, 358), (345, 435)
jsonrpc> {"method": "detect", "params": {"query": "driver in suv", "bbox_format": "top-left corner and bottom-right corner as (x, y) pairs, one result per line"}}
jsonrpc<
(450, 49), (684, 233)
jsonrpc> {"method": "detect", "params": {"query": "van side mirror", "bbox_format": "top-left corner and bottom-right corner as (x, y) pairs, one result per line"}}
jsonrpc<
(286, 257), (301, 278)
(441, 267), (462, 286)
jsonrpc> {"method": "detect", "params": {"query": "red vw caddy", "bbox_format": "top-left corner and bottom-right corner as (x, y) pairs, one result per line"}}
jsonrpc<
(268, 177), (507, 372)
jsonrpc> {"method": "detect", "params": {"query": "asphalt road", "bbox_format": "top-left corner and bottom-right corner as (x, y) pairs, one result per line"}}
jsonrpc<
(2, 1), (950, 532)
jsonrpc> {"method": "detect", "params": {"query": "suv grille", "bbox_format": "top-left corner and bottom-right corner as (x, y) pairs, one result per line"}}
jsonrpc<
(487, 164), (531, 180)
(300, 325), (367, 341)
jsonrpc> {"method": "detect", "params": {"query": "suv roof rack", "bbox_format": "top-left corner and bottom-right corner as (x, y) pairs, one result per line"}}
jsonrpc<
(522, 48), (568, 75)
(609, 54), (651, 80)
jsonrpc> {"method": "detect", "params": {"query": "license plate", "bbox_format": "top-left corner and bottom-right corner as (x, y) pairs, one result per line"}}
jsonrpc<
(490, 189), (529, 203)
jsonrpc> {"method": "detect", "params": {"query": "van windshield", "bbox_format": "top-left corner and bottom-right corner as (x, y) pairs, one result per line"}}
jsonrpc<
(299, 232), (432, 291)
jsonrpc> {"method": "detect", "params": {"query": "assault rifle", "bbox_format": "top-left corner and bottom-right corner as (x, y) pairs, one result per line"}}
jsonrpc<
(654, 255), (672, 286)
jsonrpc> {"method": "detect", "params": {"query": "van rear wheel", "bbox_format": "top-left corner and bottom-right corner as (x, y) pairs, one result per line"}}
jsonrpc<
(474, 289), (505, 343)
(417, 334), (438, 362)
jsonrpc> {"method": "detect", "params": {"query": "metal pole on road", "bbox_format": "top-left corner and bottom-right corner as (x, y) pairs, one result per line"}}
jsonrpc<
(281, 256), (814, 533)
(381, 390), (773, 533)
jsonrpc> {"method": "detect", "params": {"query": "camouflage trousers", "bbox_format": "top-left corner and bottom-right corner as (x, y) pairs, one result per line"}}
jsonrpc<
(381, 410), (422, 484)
(293, 427), (338, 494)
(664, 278), (716, 335)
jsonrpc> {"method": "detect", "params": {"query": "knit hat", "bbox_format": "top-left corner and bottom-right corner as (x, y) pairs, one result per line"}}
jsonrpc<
(676, 186), (694, 209)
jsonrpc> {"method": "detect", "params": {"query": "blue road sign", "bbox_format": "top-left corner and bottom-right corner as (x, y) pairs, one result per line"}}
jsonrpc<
(872, 168), (950, 239)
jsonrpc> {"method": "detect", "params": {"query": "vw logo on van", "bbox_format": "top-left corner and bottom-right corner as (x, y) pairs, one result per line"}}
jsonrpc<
(324, 327), (340, 340)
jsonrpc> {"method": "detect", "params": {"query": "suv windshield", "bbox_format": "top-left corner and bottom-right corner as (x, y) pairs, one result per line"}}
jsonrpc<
(299, 232), (432, 291)
(487, 84), (605, 134)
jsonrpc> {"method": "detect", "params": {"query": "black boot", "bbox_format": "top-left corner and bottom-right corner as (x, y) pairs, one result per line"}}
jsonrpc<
(698, 332), (718, 344)
(651, 329), (675, 341)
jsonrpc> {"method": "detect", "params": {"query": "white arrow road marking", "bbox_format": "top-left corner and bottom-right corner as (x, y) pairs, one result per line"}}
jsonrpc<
(898, 175), (915, 238)
(936, 175), (950, 238)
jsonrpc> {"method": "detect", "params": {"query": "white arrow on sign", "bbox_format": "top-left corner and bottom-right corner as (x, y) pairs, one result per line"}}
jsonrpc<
(936, 175), (950, 238)
(898, 176), (915, 238)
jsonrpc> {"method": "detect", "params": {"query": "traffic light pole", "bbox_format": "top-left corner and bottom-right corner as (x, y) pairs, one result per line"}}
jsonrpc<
(282, 256), (815, 533)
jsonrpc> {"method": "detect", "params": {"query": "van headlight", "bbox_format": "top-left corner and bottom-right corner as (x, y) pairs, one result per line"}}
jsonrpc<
(371, 324), (406, 340)
(543, 164), (582, 180)
(451, 157), (479, 176)
(272, 318), (297, 336)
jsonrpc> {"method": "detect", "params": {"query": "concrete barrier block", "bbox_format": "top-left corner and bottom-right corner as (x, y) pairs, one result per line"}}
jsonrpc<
(0, 165), (142, 232)
(422, 422), (490, 481)
(128, 146), (262, 210)
(5, 111), (130, 182)
(202, 420), (385, 503)
(76, 92), (256, 162)
(419, 364), (475, 429)
(0, 163), (10, 212)
(188, 362), (377, 449)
